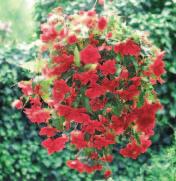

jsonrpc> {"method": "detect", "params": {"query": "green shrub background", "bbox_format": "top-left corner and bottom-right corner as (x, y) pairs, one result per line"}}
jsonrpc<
(0, 0), (176, 180)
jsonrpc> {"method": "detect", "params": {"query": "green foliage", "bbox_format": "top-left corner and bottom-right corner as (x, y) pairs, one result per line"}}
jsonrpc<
(74, 46), (81, 67)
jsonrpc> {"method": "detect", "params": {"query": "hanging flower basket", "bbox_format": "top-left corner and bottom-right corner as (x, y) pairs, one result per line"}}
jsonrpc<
(13, 5), (165, 178)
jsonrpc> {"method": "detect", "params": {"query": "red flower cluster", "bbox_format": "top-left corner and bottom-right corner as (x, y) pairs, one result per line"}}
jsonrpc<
(80, 45), (101, 64)
(67, 34), (77, 45)
(40, 24), (58, 42)
(15, 8), (165, 178)
(67, 160), (102, 173)
(114, 39), (141, 57)
(42, 135), (68, 154)
(98, 17), (107, 31)
(119, 136), (152, 159)
(98, 0), (104, 5)
(39, 127), (58, 137)
(99, 59), (116, 75)
(104, 170), (112, 178)
(12, 99), (23, 109)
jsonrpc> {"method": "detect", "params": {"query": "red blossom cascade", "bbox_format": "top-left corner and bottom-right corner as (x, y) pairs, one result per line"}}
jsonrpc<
(80, 44), (101, 64)
(14, 7), (165, 178)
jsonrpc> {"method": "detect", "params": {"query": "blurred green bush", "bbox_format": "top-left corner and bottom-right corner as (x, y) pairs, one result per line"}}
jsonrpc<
(0, 0), (34, 43)
(0, 0), (176, 180)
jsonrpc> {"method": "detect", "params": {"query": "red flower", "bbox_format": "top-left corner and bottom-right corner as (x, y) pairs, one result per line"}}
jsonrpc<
(102, 78), (119, 92)
(125, 39), (141, 56)
(73, 70), (98, 85)
(90, 152), (99, 160)
(80, 45), (101, 64)
(86, 164), (102, 173)
(89, 34), (99, 45)
(150, 51), (165, 77)
(135, 102), (162, 135)
(12, 99), (23, 109)
(99, 59), (116, 75)
(42, 135), (68, 154)
(106, 32), (112, 39)
(70, 131), (87, 149)
(87, 10), (96, 16)
(89, 98), (107, 111)
(67, 160), (102, 173)
(119, 68), (129, 79)
(114, 42), (122, 53)
(85, 83), (106, 99)
(67, 160), (85, 173)
(140, 136), (152, 153)
(18, 81), (33, 96)
(99, 115), (109, 124)
(24, 107), (51, 123)
(67, 34), (77, 45)
(117, 85), (139, 101)
(39, 127), (58, 137)
(40, 25), (58, 42)
(104, 170), (112, 178)
(119, 142), (140, 159)
(30, 97), (42, 107)
(117, 76), (141, 101)
(111, 115), (124, 135)
(51, 54), (74, 76)
(131, 76), (141, 87)
(83, 120), (104, 134)
(114, 39), (141, 57)
(101, 155), (113, 162)
(98, 43), (112, 51)
(98, 17), (107, 31)
(33, 84), (42, 96)
(58, 28), (68, 39)
(52, 80), (70, 103)
(64, 87), (77, 105)
(53, 53), (73, 64)
(92, 134), (115, 150)
(98, 0), (104, 5)
(119, 136), (152, 159)
(57, 105), (90, 123)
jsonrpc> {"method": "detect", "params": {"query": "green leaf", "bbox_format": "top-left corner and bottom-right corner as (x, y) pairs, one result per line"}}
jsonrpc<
(111, 98), (123, 116)
(115, 54), (121, 63)
(20, 59), (46, 73)
(74, 46), (80, 67)
(39, 78), (54, 101)
(130, 56), (138, 72)
(83, 97), (92, 113)
(52, 116), (65, 131)
(84, 63), (97, 70)
(134, 132), (141, 145)
(84, 147), (94, 155)
(169, 67), (176, 74)
(137, 91), (145, 108)
(147, 90), (155, 102)
(56, 24), (63, 31)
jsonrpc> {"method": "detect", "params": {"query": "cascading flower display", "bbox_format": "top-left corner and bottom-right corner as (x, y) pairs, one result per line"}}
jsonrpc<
(14, 7), (165, 178)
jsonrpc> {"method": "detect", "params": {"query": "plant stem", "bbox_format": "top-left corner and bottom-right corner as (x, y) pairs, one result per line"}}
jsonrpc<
(92, 0), (98, 9)
(104, 0), (106, 10)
